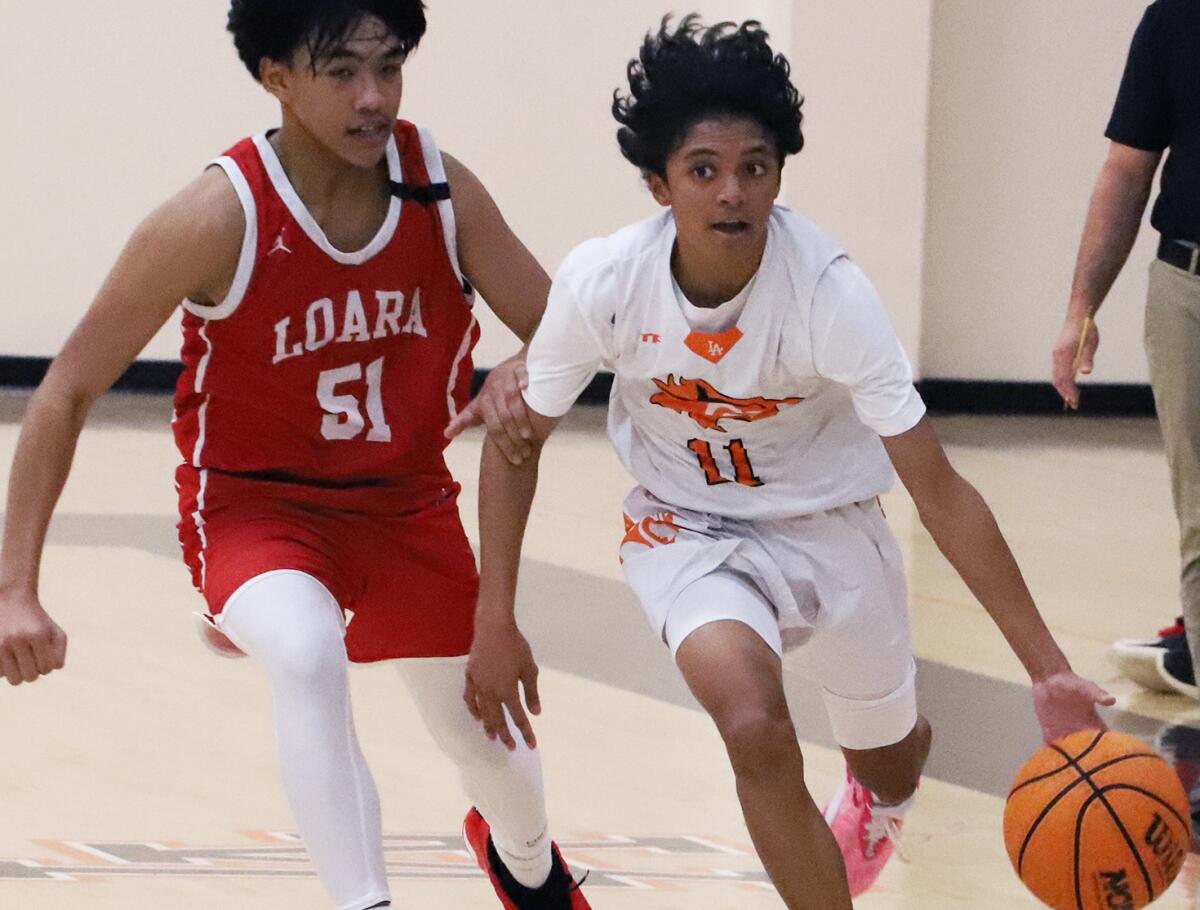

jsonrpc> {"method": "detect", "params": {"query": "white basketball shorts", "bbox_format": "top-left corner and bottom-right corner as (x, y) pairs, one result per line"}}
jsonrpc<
(619, 486), (917, 750)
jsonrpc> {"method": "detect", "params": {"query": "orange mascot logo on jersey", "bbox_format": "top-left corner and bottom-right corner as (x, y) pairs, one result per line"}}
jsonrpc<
(649, 375), (803, 432)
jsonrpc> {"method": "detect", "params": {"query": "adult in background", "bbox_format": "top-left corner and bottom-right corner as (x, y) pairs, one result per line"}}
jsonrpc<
(1051, 0), (1200, 700)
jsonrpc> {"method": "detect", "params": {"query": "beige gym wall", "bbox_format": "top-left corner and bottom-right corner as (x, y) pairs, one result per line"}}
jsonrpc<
(401, 1), (796, 367)
(786, 0), (933, 367)
(2, 1), (930, 370)
(0, 2), (1161, 384)
(921, 0), (1156, 383)
(0, 1), (275, 361)
(0, 1), (789, 367)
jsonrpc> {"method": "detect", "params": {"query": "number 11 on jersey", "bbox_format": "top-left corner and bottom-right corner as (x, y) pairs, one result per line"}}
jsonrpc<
(687, 438), (763, 487)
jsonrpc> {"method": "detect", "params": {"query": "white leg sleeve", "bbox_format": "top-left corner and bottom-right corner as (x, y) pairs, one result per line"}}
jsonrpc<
(396, 657), (553, 888)
(218, 570), (389, 910)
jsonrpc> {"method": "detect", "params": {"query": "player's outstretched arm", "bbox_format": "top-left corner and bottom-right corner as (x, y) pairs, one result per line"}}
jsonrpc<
(0, 170), (243, 686)
(882, 417), (1116, 742)
(464, 408), (560, 751)
(442, 152), (548, 461)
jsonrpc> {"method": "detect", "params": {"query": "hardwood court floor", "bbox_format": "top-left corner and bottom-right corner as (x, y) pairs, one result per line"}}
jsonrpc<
(1, 390), (1197, 908)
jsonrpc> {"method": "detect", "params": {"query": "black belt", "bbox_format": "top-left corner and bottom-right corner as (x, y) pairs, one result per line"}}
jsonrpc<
(1158, 236), (1200, 275)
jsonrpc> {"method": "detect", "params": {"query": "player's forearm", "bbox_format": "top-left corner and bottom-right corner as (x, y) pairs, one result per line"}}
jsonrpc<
(0, 386), (91, 598)
(916, 473), (1071, 682)
(1067, 158), (1155, 319)
(475, 435), (543, 624)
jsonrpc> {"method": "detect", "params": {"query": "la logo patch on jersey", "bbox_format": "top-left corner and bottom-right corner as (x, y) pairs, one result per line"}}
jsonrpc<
(685, 327), (743, 364)
(650, 375), (802, 432)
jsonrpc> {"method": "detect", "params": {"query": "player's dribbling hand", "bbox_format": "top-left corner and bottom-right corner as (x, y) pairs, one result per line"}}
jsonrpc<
(444, 353), (534, 465)
(0, 591), (67, 686)
(464, 616), (541, 751)
(1032, 671), (1116, 744)
(1051, 314), (1100, 410)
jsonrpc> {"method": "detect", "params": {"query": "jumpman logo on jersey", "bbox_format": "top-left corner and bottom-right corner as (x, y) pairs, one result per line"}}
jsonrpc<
(268, 231), (292, 256)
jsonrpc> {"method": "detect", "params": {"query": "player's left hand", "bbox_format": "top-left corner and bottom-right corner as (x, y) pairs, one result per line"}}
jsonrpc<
(444, 352), (533, 465)
(464, 616), (541, 751)
(1032, 671), (1116, 744)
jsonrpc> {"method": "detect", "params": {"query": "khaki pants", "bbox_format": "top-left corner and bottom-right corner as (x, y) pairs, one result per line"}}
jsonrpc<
(1145, 257), (1200, 672)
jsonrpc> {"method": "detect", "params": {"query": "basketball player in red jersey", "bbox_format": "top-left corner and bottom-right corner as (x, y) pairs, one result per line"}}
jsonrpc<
(0, 3), (589, 909)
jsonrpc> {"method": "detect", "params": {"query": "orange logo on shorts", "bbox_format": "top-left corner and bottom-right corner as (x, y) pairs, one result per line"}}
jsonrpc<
(620, 511), (681, 563)
(649, 375), (803, 432)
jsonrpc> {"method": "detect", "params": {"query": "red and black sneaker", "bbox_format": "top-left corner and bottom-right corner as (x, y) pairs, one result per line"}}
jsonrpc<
(1109, 616), (1197, 697)
(462, 807), (591, 909)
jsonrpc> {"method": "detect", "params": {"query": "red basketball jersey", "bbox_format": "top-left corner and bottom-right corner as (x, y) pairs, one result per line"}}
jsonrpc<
(173, 121), (478, 489)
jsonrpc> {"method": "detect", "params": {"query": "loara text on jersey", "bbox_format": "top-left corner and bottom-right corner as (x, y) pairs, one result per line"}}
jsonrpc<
(272, 288), (427, 365)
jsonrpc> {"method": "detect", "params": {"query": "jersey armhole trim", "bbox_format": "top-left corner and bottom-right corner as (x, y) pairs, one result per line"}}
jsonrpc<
(416, 125), (474, 303)
(182, 157), (257, 321)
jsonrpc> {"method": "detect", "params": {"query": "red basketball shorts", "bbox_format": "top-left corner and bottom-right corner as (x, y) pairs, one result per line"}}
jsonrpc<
(176, 466), (478, 662)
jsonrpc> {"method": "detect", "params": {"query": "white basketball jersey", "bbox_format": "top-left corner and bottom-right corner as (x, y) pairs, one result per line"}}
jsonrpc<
(525, 205), (925, 520)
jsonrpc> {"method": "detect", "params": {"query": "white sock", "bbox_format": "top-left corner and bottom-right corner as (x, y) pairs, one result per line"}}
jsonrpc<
(873, 790), (917, 817)
(492, 826), (554, 888)
(397, 657), (554, 888)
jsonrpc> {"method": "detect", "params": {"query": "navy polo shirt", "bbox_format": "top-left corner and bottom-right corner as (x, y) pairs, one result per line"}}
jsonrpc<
(1106, 0), (1200, 242)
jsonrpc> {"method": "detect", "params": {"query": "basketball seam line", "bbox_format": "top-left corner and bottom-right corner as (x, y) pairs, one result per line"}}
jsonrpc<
(1008, 731), (1116, 798)
(1013, 749), (1159, 873)
(1015, 730), (1105, 873)
(1093, 783), (1190, 829)
(1073, 787), (1166, 909)
(1056, 745), (1156, 906)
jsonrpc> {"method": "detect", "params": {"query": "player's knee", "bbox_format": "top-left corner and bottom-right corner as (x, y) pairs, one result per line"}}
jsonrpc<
(263, 622), (346, 686)
(221, 572), (347, 683)
(717, 709), (798, 779)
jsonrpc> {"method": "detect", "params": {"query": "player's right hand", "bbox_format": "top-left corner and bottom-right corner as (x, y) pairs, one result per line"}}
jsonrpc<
(0, 591), (67, 685)
(1032, 671), (1115, 745)
(1051, 314), (1100, 410)
(444, 352), (534, 465)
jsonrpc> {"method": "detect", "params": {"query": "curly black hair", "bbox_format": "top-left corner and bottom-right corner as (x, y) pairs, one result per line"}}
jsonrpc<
(227, 0), (426, 81)
(613, 15), (804, 177)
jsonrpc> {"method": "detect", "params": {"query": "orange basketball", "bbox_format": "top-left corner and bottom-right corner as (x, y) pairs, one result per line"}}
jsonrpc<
(1004, 729), (1191, 909)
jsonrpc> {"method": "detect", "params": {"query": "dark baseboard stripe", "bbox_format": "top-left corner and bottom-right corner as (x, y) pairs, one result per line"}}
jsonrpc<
(0, 356), (184, 393)
(469, 368), (616, 401)
(0, 356), (1154, 417)
(915, 378), (1156, 417)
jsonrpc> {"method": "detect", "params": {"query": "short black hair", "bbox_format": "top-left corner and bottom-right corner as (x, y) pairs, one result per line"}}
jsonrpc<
(227, 0), (427, 81)
(613, 14), (804, 177)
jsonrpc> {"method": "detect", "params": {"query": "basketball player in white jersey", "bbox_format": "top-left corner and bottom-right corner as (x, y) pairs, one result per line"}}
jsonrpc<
(0, 2), (590, 909)
(463, 16), (1115, 907)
